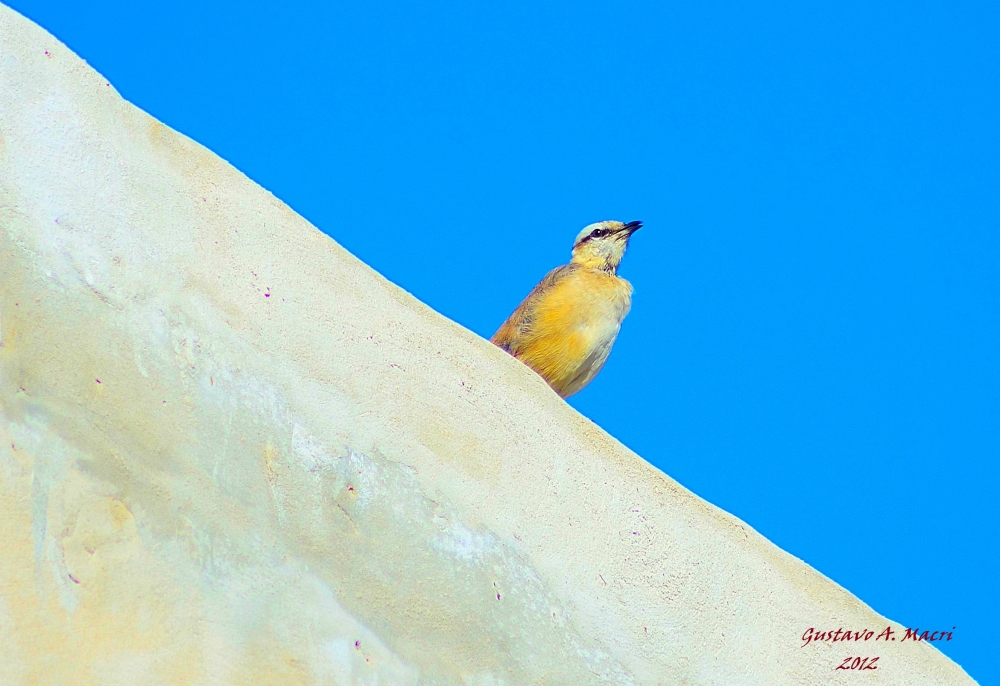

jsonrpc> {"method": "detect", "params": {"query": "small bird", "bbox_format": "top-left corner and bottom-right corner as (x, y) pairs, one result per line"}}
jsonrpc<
(492, 220), (642, 397)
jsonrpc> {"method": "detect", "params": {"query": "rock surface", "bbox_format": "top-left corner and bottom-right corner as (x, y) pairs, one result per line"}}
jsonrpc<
(0, 5), (976, 684)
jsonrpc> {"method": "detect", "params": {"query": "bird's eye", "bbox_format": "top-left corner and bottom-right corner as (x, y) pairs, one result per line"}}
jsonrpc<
(591, 228), (607, 238)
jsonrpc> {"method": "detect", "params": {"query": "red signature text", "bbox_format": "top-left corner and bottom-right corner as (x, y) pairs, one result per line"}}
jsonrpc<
(801, 625), (955, 648)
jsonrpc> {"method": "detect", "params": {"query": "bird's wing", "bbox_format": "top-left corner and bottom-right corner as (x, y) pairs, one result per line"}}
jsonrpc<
(491, 264), (579, 354)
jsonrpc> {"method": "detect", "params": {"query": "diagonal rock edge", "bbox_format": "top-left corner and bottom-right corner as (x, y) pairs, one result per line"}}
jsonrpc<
(0, 4), (976, 685)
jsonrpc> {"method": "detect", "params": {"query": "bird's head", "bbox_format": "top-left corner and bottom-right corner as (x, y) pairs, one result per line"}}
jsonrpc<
(570, 220), (642, 273)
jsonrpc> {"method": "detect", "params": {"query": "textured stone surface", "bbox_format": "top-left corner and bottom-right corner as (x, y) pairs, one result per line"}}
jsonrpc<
(0, 5), (976, 684)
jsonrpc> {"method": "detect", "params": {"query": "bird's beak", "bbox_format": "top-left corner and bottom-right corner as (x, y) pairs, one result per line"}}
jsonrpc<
(619, 220), (642, 236)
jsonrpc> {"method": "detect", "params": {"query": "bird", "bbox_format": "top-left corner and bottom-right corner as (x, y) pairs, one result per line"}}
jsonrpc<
(491, 220), (642, 398)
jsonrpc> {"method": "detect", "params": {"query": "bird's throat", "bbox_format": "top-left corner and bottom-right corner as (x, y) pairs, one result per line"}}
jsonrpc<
(571, 254), (619, 274)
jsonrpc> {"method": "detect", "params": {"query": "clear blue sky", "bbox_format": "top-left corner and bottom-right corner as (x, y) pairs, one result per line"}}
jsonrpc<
(12, 0), (997, 680)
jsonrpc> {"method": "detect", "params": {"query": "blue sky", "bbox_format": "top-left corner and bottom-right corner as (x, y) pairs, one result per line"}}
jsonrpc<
(12, 0), (997, 680)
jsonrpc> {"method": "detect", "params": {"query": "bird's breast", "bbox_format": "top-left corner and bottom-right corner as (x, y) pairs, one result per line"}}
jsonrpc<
(525, 269), (632, 390)
(538, 269), (632, 335)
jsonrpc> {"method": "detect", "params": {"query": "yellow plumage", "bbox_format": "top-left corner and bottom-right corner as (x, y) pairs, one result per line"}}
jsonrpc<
(492, 220), (641, 397)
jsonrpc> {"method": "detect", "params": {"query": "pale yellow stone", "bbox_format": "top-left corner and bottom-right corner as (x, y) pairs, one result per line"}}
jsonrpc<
(0, 4), (976, 684)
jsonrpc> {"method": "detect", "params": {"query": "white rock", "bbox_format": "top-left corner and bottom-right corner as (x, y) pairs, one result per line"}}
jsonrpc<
(0, 5), (976, 684)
